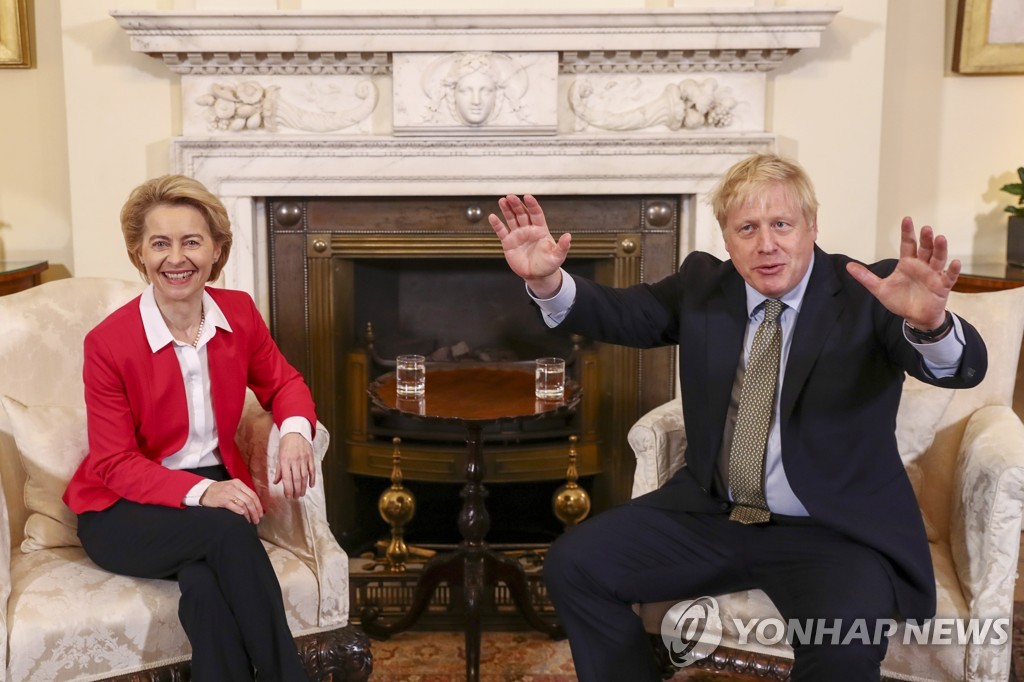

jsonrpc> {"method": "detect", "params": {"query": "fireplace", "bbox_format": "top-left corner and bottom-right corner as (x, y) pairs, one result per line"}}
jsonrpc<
(112, 6), (838, 553)
(268, 194), (679, 551)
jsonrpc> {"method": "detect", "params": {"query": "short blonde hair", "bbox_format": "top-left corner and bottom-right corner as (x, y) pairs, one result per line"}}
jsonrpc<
(708, 153), (819, 229)
(120, 175), (233, 283)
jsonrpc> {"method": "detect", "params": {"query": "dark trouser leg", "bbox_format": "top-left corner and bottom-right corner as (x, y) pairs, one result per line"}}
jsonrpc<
(178, 561), (251, 681)
(544, 504), (899, 682)
(752, 522), (897, 682)
(78, 496), (308, 682)
(543, 504), (754, 682)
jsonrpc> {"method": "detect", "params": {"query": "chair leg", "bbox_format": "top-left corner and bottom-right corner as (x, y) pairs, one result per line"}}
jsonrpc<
(296, 625), (373, 681)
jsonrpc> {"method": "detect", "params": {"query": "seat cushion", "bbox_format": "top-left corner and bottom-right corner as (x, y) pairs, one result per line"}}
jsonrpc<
(7, 543), (321, 682)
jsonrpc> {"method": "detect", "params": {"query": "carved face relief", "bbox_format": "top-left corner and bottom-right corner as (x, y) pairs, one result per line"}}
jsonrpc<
(453, 70), (498, 125)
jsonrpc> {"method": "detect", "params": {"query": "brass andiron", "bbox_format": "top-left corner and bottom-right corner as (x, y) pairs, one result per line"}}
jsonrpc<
(377, 437), (416, 571)
(552, 435), (591, 528)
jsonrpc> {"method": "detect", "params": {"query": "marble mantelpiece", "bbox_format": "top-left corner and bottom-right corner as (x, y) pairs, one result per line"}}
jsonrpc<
(111, 7), (840, 312)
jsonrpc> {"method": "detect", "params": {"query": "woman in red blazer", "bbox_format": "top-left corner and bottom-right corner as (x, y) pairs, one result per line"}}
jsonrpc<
(64, 175), (316, 682)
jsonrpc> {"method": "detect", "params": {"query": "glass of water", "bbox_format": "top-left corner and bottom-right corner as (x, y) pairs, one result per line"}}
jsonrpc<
(396, 354), (426, 398)
(535, 357), (566, 400)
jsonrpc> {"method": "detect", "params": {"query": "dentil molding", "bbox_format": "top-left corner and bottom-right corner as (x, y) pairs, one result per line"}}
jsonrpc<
(111, 8), (840, 75)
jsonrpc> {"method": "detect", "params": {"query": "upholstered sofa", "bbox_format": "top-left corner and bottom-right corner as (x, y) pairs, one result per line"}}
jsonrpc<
(0, 278), (371, 681)
(630, 286), (1024, 681)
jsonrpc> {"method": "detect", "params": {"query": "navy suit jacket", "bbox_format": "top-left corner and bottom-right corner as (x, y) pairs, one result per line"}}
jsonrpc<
(561, 246), (987, 620)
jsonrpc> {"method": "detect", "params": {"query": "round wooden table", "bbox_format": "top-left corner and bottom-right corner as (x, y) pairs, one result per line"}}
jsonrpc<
(362, 363), (579, 681)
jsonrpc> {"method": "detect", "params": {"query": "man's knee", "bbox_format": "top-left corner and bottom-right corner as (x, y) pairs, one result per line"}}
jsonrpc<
(544, 529), (585, 597)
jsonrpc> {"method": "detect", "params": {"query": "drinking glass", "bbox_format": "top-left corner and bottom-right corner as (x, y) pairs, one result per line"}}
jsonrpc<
(396, 354), (426, 397)
(535, 357), (565, 400)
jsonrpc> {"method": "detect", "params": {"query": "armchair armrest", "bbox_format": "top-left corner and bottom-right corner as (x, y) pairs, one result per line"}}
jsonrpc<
(236, 400), (350, 628)
(627, 397), (687, 498)
(949, 405), (1024, 681)
(0, 472), (11, 682)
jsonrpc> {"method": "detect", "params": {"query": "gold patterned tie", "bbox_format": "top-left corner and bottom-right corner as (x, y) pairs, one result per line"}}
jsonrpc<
(728, 299), (784, 524)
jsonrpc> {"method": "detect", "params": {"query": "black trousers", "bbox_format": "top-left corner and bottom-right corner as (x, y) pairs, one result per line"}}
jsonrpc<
(544, 503), (897, 682)
(77, 465), (308, 682)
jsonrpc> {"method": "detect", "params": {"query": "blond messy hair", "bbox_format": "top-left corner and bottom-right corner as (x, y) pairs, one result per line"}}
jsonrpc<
(708, 153), (819, 230)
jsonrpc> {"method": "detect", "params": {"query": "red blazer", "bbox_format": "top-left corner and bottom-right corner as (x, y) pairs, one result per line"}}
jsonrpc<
(63, 287), (317, 514)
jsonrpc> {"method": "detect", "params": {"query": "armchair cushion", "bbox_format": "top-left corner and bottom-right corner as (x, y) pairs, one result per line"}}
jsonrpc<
(0, 398), (86, 553)
(3, 400), (341, 681)
(896, 377), (954, 466)
(7, 542), (320, 682)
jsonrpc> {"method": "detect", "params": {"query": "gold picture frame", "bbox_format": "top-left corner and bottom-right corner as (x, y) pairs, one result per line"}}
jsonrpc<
(0, 0), (32, 69)
(954, 0), (1024, 74)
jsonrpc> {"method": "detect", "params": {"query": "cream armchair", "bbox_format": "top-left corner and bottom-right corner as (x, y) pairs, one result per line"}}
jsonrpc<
(629, 287), (1024, 682)
(0, 278), (371, 681)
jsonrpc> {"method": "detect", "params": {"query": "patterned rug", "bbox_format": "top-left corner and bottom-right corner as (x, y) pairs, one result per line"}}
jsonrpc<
(368, 602), (1024, 680)
(369, 630), (763, 681)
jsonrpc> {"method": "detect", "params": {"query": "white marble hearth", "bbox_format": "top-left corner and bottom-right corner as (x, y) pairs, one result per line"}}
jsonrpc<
(112, 6), (839, 314)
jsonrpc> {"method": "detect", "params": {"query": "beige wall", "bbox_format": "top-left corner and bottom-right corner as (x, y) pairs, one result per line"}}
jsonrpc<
(2, 0), (1022, 282)
(0, 0), (72, 281)
(876, 0), (1024, 265)
(772, 0), (890, 257)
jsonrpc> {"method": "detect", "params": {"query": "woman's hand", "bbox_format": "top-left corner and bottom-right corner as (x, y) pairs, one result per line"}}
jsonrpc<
(200, 480), (264, 524)
(275, 432), (316, 499)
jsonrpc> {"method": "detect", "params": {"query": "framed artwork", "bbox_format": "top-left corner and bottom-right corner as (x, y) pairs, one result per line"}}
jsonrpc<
(954, 0), (1024, 74)
(0, 0), (32, 69)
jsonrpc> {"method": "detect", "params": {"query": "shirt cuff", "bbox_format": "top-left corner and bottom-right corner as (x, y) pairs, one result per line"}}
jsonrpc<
(184, 477), (215, 507)
(905, 313), (966, 378)
(526, 269), (577, 328)
(281, 416), (313, 445)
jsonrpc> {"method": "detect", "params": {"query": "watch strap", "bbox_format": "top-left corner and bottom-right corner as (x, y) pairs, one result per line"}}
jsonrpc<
(905, 310), (953, 341)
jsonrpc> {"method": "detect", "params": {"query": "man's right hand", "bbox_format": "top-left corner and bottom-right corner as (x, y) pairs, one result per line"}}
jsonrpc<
(488, 194), (572, 298)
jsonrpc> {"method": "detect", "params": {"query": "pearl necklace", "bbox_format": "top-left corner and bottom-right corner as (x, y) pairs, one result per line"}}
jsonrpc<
(191, 309), (206, 349)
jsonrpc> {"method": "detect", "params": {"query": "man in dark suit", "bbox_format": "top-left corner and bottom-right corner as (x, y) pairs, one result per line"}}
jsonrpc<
(487, 153), (987, 682)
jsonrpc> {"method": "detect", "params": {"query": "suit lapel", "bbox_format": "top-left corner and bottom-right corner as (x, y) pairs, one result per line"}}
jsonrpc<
(780, 247), (844, 421)
(704, 268), (748, 458)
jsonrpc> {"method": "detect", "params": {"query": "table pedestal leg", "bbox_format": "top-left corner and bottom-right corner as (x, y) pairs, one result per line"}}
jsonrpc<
(360, 423), (564, 682)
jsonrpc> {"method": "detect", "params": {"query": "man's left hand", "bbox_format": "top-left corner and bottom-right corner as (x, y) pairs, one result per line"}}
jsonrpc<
(846, 216), (960, 330)
(275, 432), (316, 499)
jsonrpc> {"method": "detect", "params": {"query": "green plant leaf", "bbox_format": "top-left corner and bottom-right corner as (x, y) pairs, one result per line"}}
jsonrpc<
(1017, 167), (1024, 183)
(1001, 182), (1024, 196)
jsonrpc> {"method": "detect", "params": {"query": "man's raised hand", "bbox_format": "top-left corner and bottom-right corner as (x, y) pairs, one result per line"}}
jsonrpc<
(846, 216), (960, 331)
(489, 194), (571, 299)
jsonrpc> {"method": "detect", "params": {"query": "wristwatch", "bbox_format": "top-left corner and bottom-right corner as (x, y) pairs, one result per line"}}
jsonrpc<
(904, 310), (953, 342)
